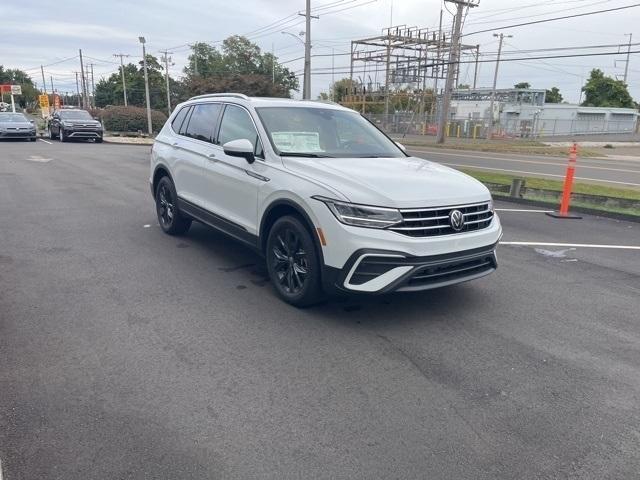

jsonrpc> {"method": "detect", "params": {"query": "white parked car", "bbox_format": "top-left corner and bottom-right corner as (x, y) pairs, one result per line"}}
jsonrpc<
(150, 94), (501, 306)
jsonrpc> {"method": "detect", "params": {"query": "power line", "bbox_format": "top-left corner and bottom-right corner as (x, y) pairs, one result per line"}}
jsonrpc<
(463, 3), (640, 37)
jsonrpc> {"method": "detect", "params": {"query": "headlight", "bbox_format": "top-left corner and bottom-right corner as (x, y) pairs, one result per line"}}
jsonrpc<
(313, 196), (403, 229)
(488, 199), (494, 212)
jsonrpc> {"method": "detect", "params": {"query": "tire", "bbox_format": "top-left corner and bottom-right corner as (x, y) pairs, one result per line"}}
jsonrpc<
(155, 176), (191, 235)
(95, 137), (103, 143)
(49, 128), (55, 140)
(266, 215), (323, 307)
(59, 129), (66, 142)
(29, 137), (36, 142)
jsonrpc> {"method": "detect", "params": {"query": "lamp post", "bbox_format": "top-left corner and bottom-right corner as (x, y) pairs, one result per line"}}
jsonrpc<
(282, 31), (309, 99)
(139, 36), (153, 135)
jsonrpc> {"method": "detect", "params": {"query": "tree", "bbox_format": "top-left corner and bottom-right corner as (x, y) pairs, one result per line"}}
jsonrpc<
(0, 66), (39, 107)
(545, 87), (563, 103)
(514, 82), (531, 89)
(183, 36), (298, 97)
(95, 55), (171, 110)
(457, 83), (471, 89)
(581, 69), (635, 108)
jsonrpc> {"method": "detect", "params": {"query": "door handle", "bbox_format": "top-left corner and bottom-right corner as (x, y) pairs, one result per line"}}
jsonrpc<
(207, 153), (217, 161)
(172, 142), (179, 147)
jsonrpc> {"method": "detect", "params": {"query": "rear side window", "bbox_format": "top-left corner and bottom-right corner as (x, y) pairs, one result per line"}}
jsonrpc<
(183, 103), (222, 143)
(171, 106), (189, 133)
(218, 104), (262, 157)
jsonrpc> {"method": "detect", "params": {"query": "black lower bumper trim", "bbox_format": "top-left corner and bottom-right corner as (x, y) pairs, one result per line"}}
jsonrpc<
(322, 242), (498, 295)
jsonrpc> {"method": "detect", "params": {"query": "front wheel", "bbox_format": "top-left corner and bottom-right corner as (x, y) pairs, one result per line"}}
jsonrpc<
(155, 176), (191, 235)
(49, 128), (55, 140)
(95, 137), (103, 143)
(59, 129), (66, 142)
(266, 215), (323, 307)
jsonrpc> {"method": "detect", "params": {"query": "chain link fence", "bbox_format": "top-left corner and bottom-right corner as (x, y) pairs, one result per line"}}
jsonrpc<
(366, 113), (638, 139)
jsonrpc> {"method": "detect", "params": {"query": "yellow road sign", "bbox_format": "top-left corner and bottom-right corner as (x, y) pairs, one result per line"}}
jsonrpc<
(39, 95), (50, 108)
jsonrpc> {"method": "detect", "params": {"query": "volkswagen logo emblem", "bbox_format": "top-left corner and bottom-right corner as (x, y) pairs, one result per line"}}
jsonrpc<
(449, 209), (465, 231)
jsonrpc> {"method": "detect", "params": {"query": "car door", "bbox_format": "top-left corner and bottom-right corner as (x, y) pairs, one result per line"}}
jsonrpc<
(171, 103), (222, 209)
(203, 103), (264, 237)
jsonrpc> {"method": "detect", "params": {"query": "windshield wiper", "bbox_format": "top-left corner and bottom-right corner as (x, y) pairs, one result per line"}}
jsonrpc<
(280, 152), (333, 158)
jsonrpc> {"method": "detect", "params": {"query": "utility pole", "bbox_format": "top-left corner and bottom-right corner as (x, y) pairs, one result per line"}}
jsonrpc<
(431, 8), (444, 116)
(623, 33), (633, 84)
(139, 37), (153, 135)
(90, 64), (95, 109)
(79, 49), (89, 109)
(298, 0), (318, 100)
(487, 32), (512, 139)
(331, 48), (335, 101)
(160, 50), (173, 115)
(40, 66), (47, 95)
(271, 42), (275, 84)
(74, 72), (81, 107)
(473, 44), (480, 89)
(50, 76), (55, 94)
(436, 0), (479, 144)
(193, 43), (199, 76)
(113, 53), (130, 106)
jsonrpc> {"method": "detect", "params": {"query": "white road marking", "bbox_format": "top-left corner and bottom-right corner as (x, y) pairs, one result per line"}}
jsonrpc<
(440, 162), (640, 187)
(143, 224), (151, 228)
(38, 138), (52, 145)
(495, 208), (554, 213)
(501, 241), (640, 250)
(25, 155), (52, 163)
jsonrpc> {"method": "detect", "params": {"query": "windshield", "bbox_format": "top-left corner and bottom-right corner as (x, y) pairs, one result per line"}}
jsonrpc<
(255, 107), (405, 158)
(59, 110), (92, 120)
(0, 113), (29, 123)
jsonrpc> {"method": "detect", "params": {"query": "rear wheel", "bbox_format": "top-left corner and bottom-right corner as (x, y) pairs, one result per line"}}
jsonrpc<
(155, 176), (191, 235)
(266, 215), (323, 307)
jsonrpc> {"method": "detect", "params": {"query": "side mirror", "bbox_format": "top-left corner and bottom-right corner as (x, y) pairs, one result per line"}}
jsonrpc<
(29, 120), (35, 124)
(223, 139), (255, 164)
(395, 141), (406, 152)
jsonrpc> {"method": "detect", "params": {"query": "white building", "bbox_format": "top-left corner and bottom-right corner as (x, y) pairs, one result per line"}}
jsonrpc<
(448, 88), (638, 137)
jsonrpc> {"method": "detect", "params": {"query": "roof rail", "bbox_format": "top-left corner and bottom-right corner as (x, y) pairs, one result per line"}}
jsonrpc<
(189, 93), (250, 101)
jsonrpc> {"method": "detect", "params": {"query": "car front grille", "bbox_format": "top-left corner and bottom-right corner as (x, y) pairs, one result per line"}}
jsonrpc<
(389, 201), (494, 237)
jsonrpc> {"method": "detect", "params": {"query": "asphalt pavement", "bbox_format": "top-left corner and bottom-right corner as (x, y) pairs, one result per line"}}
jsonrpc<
(1, 139), (639, 479)
(407, 147), (640, 189)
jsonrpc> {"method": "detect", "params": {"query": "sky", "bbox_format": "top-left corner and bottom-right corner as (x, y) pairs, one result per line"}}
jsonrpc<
(2, 0), (639, 104)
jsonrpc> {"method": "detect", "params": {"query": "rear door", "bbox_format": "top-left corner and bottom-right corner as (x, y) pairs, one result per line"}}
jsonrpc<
(171, 103), (222, 208)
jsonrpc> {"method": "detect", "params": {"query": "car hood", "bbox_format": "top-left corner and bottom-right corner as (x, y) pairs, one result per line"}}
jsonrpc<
(282, 155), (491, 208)
(0, 121), (34, 129)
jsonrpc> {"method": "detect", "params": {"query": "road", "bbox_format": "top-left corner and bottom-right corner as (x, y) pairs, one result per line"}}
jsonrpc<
(408, 147), (640, 188)
(1, 140), (639, 479)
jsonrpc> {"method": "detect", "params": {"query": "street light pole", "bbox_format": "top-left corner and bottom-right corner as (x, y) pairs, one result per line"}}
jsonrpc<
(487, 32), (512, 139)
(139, 37), (153, 135)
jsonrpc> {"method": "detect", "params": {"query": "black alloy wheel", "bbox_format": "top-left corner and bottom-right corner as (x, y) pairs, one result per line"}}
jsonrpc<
(266, 215), (323, 307)
(155, 176), (191, 235)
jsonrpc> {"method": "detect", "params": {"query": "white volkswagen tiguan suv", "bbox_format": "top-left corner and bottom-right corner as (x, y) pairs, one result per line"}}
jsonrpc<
(150, 93), (502, 306)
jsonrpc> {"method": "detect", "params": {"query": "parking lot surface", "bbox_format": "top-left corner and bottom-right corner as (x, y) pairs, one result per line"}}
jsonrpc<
(1, 140), (639, 479)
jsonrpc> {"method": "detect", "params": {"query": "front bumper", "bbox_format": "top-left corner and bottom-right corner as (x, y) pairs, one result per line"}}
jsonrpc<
(0, 131), (36, 139)
(323, 242), (498, 294)
(63, 128), (103, 139)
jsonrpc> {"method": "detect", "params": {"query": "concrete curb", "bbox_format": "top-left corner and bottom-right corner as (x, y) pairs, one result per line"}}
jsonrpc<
(103, 137), (154, 145)
(494, 195), (640, 223)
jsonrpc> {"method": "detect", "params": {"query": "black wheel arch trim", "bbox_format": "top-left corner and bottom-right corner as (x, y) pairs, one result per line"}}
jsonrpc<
(259, 198), (325, 268)
(152, 164), (174, 197)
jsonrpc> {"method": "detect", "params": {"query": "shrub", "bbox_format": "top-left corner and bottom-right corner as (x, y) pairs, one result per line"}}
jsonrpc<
(99, 106), (167, 133)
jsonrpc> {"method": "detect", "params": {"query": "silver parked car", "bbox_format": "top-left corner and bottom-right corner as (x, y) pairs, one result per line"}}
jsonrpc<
(0, 112), (37, 141)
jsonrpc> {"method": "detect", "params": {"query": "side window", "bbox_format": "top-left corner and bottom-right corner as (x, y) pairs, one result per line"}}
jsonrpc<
(171, 106), (189, 133)
(183, 103), (222, 143)
(218, 105), (263, 158)
(178, 107), (192, 136)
